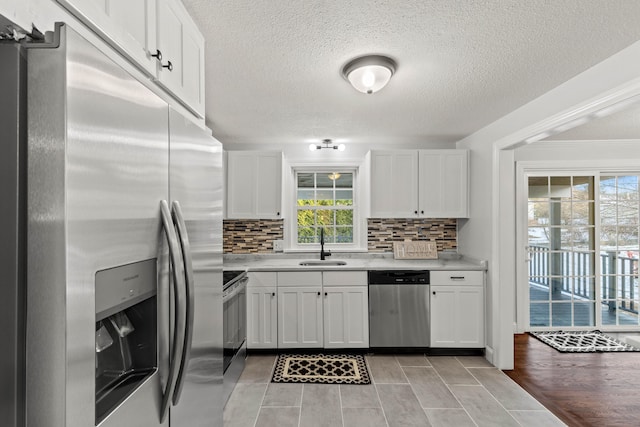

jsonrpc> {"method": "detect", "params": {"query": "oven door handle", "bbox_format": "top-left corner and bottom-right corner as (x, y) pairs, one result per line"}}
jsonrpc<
(171, 200), (195, 405)
(224, 277), (247, 302)
(159, 200), (187, 423)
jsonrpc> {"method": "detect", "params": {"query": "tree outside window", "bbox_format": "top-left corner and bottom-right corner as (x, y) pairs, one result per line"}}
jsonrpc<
(296, 171), (354, 244)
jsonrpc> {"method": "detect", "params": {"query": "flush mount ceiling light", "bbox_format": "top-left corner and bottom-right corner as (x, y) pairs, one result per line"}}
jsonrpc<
(328, 172), (341, 181)
(309, 139), (346, 152)
(342, 55), (396, 94)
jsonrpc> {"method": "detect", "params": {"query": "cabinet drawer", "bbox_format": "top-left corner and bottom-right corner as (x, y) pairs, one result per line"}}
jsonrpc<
(323, 271), (367, 287)
(430, 270), (483, 286)
(278, 271), (322, 286)
(247, 271), (277, 287)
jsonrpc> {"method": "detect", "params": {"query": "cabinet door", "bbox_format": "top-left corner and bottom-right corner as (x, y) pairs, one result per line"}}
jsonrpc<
(370, 151), (418, 218)
(431, 285), (484, 348)
(246, 286), (277, 349)
(419, 150), (468, 218)
(278, 286), (323, 348)
(180, 17), (205, 116)
(457, 287), (484, 347)
(227, 151), (282, 219)
(57, 0), (157, 75)
(156, 0), (205, 117)
(323, 286), (369, 348)
(430, 286), (457, 347)
(255, 153), (282, 218)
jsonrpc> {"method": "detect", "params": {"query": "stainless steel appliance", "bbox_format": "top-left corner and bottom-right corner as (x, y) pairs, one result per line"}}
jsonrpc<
(368, 270), (430, 347)
(0, 22), (223, 427)
(222, 270), (247, 404)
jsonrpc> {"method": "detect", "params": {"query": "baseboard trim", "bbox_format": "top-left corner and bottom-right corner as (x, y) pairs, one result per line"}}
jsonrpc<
(485, 346), (494, 365)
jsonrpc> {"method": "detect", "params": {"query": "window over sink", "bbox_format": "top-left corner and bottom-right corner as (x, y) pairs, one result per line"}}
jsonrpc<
(287, 166), (364, 252)
(296, 171), (354, 244)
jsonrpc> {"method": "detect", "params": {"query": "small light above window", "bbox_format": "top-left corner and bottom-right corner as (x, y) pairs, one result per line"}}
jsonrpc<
(309, 139), (346, 152)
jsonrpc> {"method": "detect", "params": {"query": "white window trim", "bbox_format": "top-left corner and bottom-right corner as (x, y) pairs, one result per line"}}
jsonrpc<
(284, 164), (367, 252)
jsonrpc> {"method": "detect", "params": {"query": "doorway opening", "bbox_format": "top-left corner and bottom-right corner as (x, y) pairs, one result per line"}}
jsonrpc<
(525, 173), (639, 329)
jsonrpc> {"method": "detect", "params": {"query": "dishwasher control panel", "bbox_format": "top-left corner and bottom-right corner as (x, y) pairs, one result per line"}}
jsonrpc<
(368, 270), (429, 284)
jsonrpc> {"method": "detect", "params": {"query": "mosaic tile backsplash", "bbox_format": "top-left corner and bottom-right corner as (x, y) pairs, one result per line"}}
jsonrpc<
(223, 219), (284, 254)
(223, 218), (457, 254)
(367, 218), (457, 252)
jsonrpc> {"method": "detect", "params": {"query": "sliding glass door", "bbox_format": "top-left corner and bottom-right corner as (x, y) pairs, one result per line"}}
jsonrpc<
(527, 173), (640, 329)
(599, 175), (640, 326)
(528, 176), (596, 327)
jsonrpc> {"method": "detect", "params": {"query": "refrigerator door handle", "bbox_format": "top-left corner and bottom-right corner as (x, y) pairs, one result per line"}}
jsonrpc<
(159, 200), (187, 423)
(170, 200), (195, 405)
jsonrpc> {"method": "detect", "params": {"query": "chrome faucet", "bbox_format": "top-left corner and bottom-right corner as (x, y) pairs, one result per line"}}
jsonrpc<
(320, 228), (331, 260)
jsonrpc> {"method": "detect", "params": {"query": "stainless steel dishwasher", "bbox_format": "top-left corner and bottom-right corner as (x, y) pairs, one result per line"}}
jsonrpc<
(368, 270), (430, 347)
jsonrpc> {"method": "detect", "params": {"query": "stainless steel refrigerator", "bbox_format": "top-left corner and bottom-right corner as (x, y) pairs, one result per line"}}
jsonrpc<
(0, 22), (223, 427)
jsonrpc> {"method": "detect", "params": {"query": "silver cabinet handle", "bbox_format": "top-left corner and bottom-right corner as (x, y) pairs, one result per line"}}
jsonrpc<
(159, 200), (187, 423)
(171, 201), (194, 405)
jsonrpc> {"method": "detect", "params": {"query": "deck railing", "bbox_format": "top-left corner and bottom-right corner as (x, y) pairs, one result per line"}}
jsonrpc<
(529, 245), (639, 313)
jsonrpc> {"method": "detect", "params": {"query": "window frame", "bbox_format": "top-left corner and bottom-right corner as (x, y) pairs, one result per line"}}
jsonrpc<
(286, 165), (365, 252)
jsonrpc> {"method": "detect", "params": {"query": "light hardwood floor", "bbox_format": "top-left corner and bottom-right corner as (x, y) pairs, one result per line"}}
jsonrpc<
(224, 353), (565, 427)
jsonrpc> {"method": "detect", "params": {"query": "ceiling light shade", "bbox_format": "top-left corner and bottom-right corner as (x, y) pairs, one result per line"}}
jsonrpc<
(342, 55), (396, 94)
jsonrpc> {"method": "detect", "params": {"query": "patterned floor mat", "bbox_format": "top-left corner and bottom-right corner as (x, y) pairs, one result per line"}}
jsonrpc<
(530, 330), (640, 353)
(272, 353), (371, 384)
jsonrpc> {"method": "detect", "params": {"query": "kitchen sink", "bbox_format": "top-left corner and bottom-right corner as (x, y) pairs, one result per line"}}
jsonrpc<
(298, 260), (347, 266)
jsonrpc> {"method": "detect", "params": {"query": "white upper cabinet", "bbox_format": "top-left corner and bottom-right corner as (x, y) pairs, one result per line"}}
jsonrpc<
(226, 151), (282, 219)
(156, 0), (205, 117)
(370, 150), (419, 218)
(419, 150), (468, 218)
(56, 0), (205, 118)
(370, 149), (468, 218)
(57, 0), (158, 75)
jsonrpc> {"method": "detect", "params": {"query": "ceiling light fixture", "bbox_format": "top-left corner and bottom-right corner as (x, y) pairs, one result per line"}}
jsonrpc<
(309, 139), (346, 152)
(342, 55), (396, 94)
(328, 172), (341, 181)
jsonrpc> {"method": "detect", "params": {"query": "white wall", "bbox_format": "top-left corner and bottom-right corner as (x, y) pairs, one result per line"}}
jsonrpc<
(515, 139), (640, 162)
(457, 39), (640, 369)
(222, 140), (451, 162)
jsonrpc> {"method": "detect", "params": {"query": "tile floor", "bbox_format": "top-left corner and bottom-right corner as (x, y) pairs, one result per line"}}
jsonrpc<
(223, 353), (566, 427)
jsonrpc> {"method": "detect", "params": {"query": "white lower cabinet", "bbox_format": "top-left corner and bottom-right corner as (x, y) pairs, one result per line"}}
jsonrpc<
(323, 271), (369, 348)
(277, 272), (323, 348)
(430, 271), (484, 348)
(323, 287), (369, 348)
(246, 272), (277, 349)
(278, 286), (323, 348)
(247, 270), (368, 349)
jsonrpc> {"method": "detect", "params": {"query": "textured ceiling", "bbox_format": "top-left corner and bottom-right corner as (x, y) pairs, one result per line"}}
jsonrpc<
(182, 0), (640, 146)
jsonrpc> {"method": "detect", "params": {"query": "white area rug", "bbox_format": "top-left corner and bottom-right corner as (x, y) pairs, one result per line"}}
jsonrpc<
(530, 330), (640, 353)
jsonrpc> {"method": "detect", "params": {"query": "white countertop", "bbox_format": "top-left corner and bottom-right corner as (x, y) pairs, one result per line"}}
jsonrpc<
(223, 252), (487, 272)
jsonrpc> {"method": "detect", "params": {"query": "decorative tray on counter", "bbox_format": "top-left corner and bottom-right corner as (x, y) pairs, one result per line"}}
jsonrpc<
(393, 241), (438, 260)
